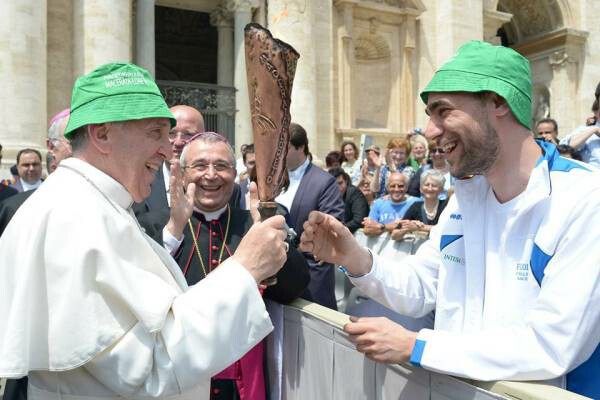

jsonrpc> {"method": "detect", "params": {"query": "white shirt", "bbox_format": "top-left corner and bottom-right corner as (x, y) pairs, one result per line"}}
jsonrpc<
(275, 157), (310, 211)
(0, 158), (273, 399)
(21, 178), (42, 191)
(163, 163), (171, 207)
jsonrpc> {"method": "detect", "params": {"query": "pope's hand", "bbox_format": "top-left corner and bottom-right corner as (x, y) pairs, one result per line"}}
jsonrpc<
(165, 160), (195, 240)
(233, 215), (287, 283)
(300, 211), (371, 276)
(344, 316), (417, 364)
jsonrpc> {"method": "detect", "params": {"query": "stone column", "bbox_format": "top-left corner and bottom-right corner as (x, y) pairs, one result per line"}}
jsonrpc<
(211, 4), (235, 139)
(549, 50), (579, 135)
(229, 0), (254, 150)
(435, 0), (483, 64)
(135, 0), (156, 76)
(268, 0), (320, 153)
(0, 0), (48, 171)
(337, 1), (355, 129)
(73, 0), (133, 77)
(400, 15), (416, 134)
(211, 5), (234, 87)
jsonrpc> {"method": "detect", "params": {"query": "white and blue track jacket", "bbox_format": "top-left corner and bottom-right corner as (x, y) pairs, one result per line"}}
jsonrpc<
(351, 141), (600, 398)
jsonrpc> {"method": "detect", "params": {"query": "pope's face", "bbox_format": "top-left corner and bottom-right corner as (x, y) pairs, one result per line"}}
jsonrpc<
(183, 140), (236, 212)
(108, 118), (172, 202)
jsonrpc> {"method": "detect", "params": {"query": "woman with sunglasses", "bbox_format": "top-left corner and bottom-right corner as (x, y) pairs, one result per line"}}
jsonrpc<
(407, 140), (453, 199)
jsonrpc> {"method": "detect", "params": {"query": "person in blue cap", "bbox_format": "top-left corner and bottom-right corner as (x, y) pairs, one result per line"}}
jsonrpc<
(300, 41), (600, 399)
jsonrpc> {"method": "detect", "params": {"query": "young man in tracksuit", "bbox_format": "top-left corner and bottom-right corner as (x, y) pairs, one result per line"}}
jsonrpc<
(299, 40), (600, 399)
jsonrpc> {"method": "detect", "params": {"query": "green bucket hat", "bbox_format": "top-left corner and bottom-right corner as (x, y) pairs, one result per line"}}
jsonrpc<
(420, 40), (532, 129)
(64, 62), (176, 138)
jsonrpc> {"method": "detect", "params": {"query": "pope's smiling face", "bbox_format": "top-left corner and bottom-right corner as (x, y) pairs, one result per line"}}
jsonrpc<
(108, 118), (172, 202)
(183, 139), (236, 212)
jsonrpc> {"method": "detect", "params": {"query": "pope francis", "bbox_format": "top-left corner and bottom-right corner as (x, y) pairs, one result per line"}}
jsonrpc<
(0, 63), (288, 399)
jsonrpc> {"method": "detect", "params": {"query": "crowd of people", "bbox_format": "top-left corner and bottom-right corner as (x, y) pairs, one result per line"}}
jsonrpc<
(0, 39), (599, 400)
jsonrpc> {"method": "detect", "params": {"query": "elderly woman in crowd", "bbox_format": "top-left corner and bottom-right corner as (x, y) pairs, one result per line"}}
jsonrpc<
(340, 140), (361, 185)
(408, 140), (453, 199)
(371, 138), (415, 198)
(392, 169), (448, 241)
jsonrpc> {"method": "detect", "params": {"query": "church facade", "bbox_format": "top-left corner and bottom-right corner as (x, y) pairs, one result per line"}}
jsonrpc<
(1, 0), (598, 174)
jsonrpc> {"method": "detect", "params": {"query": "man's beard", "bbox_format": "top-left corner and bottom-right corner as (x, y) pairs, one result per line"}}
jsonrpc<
(450, 115), (500, 179)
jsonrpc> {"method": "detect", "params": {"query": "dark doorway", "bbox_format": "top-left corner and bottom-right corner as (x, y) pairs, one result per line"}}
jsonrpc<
(155, 6), (218, 83)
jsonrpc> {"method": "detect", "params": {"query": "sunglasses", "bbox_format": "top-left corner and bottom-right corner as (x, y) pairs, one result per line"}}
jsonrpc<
(431, 148), (445, 154)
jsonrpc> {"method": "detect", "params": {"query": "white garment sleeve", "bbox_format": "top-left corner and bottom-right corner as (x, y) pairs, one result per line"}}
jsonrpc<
(162, 226), (184, 255)
(349, 224), (442, 318)
(84, 259), (273, 398)
(412, 195), (600, 382)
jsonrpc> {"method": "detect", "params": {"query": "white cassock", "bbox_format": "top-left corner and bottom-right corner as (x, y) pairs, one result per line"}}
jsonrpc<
(0, 157), (273, 399)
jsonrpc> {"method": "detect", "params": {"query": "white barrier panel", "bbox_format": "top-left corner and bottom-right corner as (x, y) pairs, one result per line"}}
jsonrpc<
(270, 299), (590, 400)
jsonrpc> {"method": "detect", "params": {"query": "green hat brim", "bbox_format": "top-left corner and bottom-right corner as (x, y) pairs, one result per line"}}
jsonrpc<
(64, 93), (176, 139)
(420, 69), (531, 130)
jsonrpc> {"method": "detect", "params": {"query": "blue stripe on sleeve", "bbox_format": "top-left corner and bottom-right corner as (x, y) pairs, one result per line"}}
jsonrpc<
(410, 339), (427, 367)
(440, 234), (463, 251)
(530, 243), (553, 286)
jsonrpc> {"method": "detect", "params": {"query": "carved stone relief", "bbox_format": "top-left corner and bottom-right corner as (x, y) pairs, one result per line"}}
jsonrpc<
(354, 33), (391, 61)
(497, 0), (562, 40)
(532, 84), (551, 124)
(365, 0), (409, 7)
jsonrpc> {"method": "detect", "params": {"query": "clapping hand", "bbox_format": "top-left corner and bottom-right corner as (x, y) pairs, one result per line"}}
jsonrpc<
(165, 160), (196, 240)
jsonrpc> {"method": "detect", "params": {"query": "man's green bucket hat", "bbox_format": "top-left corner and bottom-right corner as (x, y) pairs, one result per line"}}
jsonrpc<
(420, 40), (532, 129)
(65, 62), (176, 138)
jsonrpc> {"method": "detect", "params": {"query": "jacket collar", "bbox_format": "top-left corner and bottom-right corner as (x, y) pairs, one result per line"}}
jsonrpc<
(454, 141), (557, 215)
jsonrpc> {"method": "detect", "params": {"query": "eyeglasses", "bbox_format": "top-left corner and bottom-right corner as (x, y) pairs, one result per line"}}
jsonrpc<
(184, 161), (233, 173)
(169, 131), (202, 141)
(48, 138), (71, 149)
(431, 148), (445, 154)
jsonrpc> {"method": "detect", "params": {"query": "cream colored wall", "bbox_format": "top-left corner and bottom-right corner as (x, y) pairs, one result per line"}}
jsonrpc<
(268, 0), (335, 160)
(0, 0), (47, 174)
(573, 0), (600, 135)
(72, 0), (133, 77)
(0, 0), (134, 175)
(48, 0), (74, 119)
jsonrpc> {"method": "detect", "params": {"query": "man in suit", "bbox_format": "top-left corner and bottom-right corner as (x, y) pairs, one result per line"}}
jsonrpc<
(0, 184), (17, 203)
(328, 167), (369, 234)
(0, 110), (71, 237)
(0, 143), (18, 201)
(275, 123), (344, 310)
(138, 132), (309, 399)
(10, 149), (43, 193)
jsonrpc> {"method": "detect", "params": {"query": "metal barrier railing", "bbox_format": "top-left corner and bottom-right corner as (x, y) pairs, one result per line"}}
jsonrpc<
(272, 299), (589, 400)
